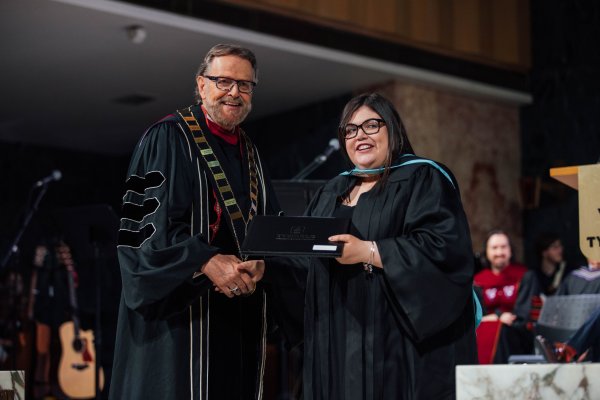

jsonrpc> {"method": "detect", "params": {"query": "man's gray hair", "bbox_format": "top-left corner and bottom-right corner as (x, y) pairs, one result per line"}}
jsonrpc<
(194, 44), (258, 103)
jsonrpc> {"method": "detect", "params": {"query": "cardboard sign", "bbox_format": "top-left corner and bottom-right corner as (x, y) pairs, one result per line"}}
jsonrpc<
(578, 164), (600, 261)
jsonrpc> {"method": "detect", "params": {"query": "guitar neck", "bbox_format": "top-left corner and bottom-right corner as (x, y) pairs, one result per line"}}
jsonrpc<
(62, 248), (82, 339)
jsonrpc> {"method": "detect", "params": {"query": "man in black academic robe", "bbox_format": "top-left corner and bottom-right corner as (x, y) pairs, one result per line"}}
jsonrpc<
(110, 45), (279, 400)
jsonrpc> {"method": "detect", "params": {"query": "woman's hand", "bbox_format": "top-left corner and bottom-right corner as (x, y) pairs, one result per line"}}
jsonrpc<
(202, 254), (252, 298)
(237, 260), (265, 283)
(328, 234), (372, 265)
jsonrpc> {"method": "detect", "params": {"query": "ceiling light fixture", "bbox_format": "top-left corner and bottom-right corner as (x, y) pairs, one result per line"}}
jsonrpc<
(125, 24), (147, 44)
(113, 94), (155, 106)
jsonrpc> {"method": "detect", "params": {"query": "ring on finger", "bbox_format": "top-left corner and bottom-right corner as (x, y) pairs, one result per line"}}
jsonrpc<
(242, 286), (256, 297)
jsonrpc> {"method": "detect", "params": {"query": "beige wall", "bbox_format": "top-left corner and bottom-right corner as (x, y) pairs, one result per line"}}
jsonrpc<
(366, 81), (523, 258)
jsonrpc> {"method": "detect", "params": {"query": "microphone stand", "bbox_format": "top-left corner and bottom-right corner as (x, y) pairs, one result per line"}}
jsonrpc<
(291, 154), (328, 181)
(93, 239), (103, 400)
(0, 183), (50, 373)
(1, 183), (50, 273)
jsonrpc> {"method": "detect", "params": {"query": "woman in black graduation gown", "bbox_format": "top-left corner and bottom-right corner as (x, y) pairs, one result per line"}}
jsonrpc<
(269, 93), (478, 400)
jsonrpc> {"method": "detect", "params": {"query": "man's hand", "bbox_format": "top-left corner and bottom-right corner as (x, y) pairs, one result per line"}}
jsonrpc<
(499, 312), (517, 326)
(481, 312), (517, 326)
(202, 254), (255, 298)
(33, 245), (48, 267)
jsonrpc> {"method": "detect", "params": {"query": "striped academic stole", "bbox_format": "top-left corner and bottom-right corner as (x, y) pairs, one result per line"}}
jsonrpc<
(177, 106), (259, 256)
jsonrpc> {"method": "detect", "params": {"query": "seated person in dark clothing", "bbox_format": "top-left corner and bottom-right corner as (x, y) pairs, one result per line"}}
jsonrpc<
(536, 306), (600, 362)
(518, 233), (567, 304)
(557, 258), (600, 295)
(536, 258), (600, 363)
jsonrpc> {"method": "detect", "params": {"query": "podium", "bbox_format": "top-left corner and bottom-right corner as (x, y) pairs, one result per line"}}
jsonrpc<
(550, 164), (600, 260)
(272, 180), (325, 216)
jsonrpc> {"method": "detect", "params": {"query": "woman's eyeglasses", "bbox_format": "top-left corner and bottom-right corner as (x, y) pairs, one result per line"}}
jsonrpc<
(340, 119), (386, 139)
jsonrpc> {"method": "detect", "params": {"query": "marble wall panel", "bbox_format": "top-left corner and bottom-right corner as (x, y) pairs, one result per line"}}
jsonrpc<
(0, 371), (24, 399)
(456, 364), (600, 399)
(367, 81), (523, 258)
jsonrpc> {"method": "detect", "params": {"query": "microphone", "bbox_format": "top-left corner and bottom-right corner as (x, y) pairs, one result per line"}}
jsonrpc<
(321, 138), (340, 159)
(291, 138), (340, 181)
(35, 170), (62, 187)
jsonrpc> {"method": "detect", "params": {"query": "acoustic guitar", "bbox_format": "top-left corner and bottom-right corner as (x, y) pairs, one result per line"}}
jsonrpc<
(57, 244), (104, 399)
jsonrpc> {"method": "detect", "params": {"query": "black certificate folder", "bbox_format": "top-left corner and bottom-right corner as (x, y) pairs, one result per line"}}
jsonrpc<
(241, 215), (350, 257)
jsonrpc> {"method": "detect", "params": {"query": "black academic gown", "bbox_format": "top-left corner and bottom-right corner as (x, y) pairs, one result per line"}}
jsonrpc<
(110, 105), (279, 400)
(269, 156), (478, 400)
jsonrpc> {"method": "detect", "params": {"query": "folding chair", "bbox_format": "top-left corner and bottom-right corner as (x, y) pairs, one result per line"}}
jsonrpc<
(535, 294), (600, 343)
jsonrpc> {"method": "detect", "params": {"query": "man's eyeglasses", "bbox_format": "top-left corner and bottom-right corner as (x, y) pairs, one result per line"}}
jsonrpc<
(340, 119), (386, 139)
(203, 75), (256, 94)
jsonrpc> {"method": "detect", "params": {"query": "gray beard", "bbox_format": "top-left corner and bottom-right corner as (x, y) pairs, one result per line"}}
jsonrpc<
(204, 101), (251, 130)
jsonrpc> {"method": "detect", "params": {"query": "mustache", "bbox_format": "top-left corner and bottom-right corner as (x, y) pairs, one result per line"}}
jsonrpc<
(219, 97), (245, 106)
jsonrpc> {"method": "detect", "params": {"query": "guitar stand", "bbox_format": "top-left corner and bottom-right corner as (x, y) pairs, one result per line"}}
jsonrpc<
(53, 204), (119, 400)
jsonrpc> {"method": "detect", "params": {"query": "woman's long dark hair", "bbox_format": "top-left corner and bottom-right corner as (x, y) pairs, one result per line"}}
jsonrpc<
(534, 232), (561, 270)
(337, 93), (414, 189)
